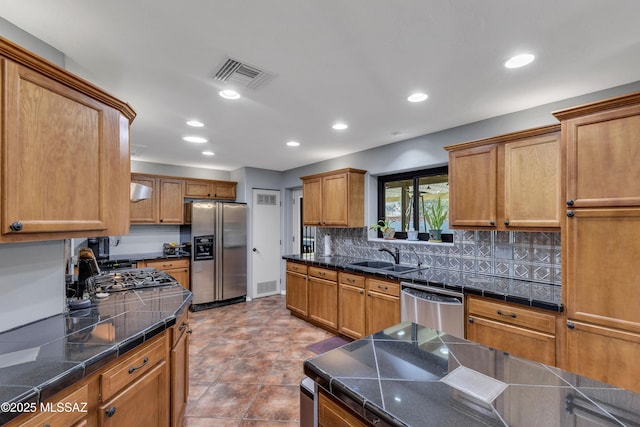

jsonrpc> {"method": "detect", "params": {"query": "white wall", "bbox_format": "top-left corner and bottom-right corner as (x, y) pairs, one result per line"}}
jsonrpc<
(108, 225), (182, 257)
(132, 160), (231, 180)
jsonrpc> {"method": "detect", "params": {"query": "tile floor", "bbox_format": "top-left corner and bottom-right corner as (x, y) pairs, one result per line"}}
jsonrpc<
(183, 294), (334, 426)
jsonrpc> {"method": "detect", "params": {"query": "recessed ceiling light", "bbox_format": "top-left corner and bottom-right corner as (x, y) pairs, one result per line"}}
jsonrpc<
(219, 89), (240, 99)
(505, 53), (535, 69)
(332, 123), (348, 130)
(408, 93), (428, 103)
(182, 136), (208, 143)
(186, 120), (204, 127)
(202, 151), (215, 156)
(286, 141), (300, 147)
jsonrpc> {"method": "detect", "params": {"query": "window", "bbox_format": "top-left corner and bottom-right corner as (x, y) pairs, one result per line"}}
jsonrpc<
(376, 166), (451, 241)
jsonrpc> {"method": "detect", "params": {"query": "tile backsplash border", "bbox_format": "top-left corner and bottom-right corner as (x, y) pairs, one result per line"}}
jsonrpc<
(317, 228), (561, 287)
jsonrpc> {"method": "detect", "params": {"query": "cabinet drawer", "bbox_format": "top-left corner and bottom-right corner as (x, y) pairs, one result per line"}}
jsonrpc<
(286, 262), (308, 274)
(339, 272), (364, 288)
(366, 278), (399, 297)
(309, 266), (337, 281)
(171, 310), (190, 348)
(18, 384), (88, 427)
(144, 258), (189, 270)
(101, 334), (167, 400)
(467, 297), (556, 334)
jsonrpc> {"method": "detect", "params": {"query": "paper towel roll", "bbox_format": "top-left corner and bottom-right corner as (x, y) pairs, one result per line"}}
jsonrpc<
(324, 235), (332, 256)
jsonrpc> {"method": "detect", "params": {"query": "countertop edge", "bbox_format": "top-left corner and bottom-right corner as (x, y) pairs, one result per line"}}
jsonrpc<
(283, 255), (563, 312)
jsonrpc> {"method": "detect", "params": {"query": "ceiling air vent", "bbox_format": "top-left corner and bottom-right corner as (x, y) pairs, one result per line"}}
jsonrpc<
(212, 57), (274, 90)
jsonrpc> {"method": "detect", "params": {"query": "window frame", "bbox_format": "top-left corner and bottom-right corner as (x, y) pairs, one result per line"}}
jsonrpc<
(376, 165), (451, 242)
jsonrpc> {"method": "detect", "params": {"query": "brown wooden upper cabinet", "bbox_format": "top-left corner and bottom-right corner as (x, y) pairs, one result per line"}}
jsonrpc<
(184, 179), (237, 200)
(301, 168), (366, 227)
(0, 37), (135, 243)
(445, 125), (561, 231)
(130, 174), (184, 224)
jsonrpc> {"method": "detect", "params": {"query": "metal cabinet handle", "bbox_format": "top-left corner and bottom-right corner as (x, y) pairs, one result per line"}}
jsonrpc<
(359, 290), (364, 295)
(377, 285), (388, 290)
(504, 220), (510, 226)
(163, 263), (173, 267)
(347, 278), (355, 283)
(497, 310), (517, 318)
(567, 210), (575, 218)
(489, 221), (495, 226)
(128, 357), (149, 374)
(9, 221), (23, 232)
(106, 406), (117, 417)
(566, 199), (574, 206)
(468, 317), (474, 323)
(188, 329), (193, 334)
(567, 322), (575, 329)
(179, 322), (188, 331)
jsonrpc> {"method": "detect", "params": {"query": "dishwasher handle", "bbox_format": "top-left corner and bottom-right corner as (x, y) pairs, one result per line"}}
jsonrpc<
(401, 288), (462, 304)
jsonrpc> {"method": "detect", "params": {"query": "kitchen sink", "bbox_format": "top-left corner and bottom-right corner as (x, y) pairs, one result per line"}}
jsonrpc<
(346, 261), (423, 274)
(349, 260), (395, 269)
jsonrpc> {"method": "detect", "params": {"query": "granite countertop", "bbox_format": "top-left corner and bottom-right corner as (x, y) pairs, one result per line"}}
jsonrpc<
(0, 284), (192, 425)
(304, 322), (640, 427)
(283, 254), (562, 312)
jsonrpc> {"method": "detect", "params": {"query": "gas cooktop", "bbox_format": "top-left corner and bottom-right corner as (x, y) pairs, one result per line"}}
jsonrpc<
(87, 267), (179, 294)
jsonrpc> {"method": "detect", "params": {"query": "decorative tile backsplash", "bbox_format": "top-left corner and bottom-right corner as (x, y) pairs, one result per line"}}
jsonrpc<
(317, 228), (561, 287)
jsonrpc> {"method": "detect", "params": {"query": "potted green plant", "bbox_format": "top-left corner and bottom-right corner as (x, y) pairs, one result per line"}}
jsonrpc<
(424, 196), (447, 242)
(369, 218), (395, 239)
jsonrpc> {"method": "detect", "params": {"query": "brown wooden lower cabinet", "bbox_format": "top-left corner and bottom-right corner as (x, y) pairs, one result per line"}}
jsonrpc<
(566, 320), (640, 393)
(6, 322), (186, 427)
(170, 310), (190, 427)
(339, 282), (366, 339)
(286, 262), (308, 317)
(140, 258), (190, 290)
(318, 389), (369, 427)
(99, 361), (168, 427)
(365, 278), (400, 335)
(308, 270), (338, 330)
(466, 296), (557, 366)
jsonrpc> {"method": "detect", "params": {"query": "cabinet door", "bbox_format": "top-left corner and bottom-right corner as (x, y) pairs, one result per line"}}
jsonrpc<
(130, 176), (158, 223)
(165, 267), (190, 290)
(448, 144), (498, 227)
(339, 283), (366, 339)
(212, 181), (237, 200)
(159, 179), (184, 223)
(308, 277), (338, 329)
(467, 316), (555, 365)
(504, 133), (561, 228)
(318, 390), (369, 427)
(564, 104), (640, 208)
(286, 271), (308, 317)
(184, 180), (212, 198)
(170, 327), (189, 427)
(99, 361), (169, 427)
(322, 172), (349, 226)
(566, 320), (640, 393)
(365, 291), (399, 335)
(565, 208), (640, 333)
(2, 60), (116, 235)
(302, 177), (322, 226)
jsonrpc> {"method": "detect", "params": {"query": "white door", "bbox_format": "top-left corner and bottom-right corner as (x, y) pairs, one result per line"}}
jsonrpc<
(251, 189), (281, 298)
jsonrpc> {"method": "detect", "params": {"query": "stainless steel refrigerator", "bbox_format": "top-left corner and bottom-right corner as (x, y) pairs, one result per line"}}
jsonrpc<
(190, 201), (247, 308)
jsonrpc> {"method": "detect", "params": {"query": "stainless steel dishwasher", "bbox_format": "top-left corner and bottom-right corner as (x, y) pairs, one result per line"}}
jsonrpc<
(400, 282), (464, 338)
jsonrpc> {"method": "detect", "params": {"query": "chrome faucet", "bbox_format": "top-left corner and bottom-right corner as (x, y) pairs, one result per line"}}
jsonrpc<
(411, 248), (423, 268)
(379, 247), (400, 264)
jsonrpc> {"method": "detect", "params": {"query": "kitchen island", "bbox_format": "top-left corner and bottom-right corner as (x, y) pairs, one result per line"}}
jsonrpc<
(0, 284), (192, 425)
(304, 322), (640, 426)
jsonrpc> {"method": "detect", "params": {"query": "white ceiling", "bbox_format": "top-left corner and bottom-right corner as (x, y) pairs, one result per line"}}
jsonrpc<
(1, 1), (640, 172)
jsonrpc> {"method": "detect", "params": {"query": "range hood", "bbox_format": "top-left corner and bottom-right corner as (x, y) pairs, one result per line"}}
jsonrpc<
(130, 182), (152, 202)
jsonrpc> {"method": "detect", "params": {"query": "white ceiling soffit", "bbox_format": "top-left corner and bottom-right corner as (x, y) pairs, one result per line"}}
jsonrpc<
(212, 56), (274, 90)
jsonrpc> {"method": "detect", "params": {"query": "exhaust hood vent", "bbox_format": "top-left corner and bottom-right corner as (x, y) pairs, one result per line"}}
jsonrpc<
(130, 182), (152, 202)
(212, 56), (274, 90)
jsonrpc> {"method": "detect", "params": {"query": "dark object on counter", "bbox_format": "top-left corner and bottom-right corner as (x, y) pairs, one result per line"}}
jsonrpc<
(87, 237), (109, 260)
(77, 248), (101, 297)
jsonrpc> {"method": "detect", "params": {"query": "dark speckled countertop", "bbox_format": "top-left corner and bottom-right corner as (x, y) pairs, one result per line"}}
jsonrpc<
(283, 254), (562, 312)
(304, 322), (640, 426)
(0, 284), (191, 425)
